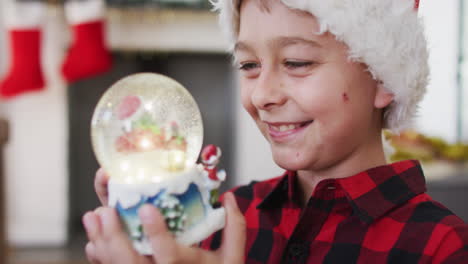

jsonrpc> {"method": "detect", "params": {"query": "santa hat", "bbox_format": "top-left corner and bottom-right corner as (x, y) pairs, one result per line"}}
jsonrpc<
(212, 0), (429, 132)
(201, 144), (222, 164)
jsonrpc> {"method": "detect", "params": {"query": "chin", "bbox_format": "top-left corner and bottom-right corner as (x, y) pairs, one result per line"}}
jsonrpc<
(271, 148), (313, 172)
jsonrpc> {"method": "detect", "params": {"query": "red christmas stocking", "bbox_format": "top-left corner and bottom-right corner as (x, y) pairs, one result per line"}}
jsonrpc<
(61, 0), (112, 83)
(0, 1), (46, 98)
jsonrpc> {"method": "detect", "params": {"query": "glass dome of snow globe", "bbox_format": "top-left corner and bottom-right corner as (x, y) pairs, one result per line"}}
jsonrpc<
(91, 73), (203, 184)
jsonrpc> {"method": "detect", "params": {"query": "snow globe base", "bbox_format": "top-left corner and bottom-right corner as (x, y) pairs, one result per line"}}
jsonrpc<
(108, 165), (226, 255)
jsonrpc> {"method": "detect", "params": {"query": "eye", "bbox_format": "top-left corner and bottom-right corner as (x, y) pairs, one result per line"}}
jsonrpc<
(239, 62), (260, 71)
(238, 61), (261, 78)
(284, 61), (314, 69)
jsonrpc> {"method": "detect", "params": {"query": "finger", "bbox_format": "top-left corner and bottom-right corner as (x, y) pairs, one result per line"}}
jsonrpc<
(85, 242), (102, 264)
(140, 205), (220, 263)
(83, 211), (102, 243)
(139, 205), (179, 259)
(96, 207), (134, 248)
(97, 207), (127, 239)
(220, 192), (246, 263)
(95, 168), (109, 205)
(94, 206), (105, 215)
(95, 208), (142, 263)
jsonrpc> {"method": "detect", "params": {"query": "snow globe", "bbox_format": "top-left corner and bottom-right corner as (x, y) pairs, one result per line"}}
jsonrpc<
(91, 73), (226, 255)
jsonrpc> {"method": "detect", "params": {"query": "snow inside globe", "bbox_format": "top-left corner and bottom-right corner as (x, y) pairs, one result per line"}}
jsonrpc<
(91, 73), (226, 255)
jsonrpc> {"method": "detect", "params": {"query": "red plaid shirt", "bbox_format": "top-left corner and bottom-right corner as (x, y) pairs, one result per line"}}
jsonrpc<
(201, 160), (468, 263)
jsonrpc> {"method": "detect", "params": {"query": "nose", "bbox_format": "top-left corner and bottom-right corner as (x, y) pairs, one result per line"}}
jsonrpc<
(251, 67), (287, 110)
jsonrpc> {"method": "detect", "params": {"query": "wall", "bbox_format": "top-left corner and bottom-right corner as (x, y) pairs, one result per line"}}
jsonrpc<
(417, 0), (460, 142)
(0, 5), (69, 245)
(0, 0), (463, 246)
(463, 1), (468, 142)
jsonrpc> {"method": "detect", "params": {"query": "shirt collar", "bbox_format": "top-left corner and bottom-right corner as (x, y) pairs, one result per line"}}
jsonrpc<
(256, 171), (294, 209)
(257, 160), (427, 224)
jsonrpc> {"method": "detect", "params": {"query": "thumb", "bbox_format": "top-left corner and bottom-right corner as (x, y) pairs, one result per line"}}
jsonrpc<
(139, 205), (180, 260)
(140, 205), (216, 263)
(220, 192), (246, 263)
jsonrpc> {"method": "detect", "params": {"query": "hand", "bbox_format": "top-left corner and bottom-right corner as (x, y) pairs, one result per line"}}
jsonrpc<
(83, 192), (246, 264)
(95, 168), (109, 205)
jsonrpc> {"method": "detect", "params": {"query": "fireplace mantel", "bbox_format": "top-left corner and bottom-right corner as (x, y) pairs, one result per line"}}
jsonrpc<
(106, 8), (228, 53)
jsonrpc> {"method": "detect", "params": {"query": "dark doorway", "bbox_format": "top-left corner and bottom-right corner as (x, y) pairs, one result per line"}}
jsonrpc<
(67, 52), (236, 240)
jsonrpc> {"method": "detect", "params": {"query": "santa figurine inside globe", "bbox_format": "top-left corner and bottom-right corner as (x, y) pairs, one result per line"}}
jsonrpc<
(200, 144), (226, 205)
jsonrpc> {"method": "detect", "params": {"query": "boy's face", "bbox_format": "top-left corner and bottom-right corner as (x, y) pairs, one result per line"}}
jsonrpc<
(235, 0), (391, 173)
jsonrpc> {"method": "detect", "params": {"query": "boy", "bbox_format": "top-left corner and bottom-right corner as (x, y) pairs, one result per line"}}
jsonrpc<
(82, 0), (468, 263)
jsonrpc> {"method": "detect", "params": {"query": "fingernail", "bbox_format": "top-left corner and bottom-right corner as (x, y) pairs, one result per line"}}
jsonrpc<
(83, 212), (96, 233)
(94, 207), (104, 215)
(82, 213), (90, 229)
(139, 205), (155, 225)
(85, 242), (95, 256)
(98, 208), (113, 226)
(223, 192), (233, 207)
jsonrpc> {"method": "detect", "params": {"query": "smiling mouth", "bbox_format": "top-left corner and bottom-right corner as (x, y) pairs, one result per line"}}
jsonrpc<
(268, 121), (313, 132)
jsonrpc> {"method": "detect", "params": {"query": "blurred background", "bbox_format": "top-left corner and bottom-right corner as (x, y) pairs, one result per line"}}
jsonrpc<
(0, 0), (467, 263)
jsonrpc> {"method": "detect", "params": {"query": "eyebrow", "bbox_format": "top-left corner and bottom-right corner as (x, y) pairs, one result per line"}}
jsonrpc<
(234, 36), (322, 53)
(275, 36), (322, 49)
(233, 42), (253, 53)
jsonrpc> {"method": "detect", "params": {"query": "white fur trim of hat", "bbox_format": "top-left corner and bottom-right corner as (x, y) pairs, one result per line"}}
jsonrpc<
(211, 0), (429, 132)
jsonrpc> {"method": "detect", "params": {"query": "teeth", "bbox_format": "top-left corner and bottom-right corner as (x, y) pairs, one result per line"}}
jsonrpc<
(274, 124), (299, 132)
(269, 121), (312, 133)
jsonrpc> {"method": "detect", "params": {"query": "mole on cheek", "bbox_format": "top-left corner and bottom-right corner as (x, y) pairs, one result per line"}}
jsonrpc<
(342, 92), (350, 102)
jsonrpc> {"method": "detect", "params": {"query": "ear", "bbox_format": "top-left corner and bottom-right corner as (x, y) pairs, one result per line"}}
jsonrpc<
(374, 82), (394, 109)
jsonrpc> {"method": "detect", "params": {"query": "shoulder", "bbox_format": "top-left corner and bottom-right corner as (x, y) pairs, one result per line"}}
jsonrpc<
(403, 193), (466, 226)
(392, 193), (468, 261)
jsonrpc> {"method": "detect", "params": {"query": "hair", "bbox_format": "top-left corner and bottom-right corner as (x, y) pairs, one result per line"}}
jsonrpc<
(211, 0), (429, 132)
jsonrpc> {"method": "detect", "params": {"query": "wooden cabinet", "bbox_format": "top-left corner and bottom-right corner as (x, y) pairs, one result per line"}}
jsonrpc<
(0, 118), (7, 263)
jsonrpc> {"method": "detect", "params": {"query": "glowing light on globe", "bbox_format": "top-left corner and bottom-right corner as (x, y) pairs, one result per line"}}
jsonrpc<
(91, 73), (203, 184)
